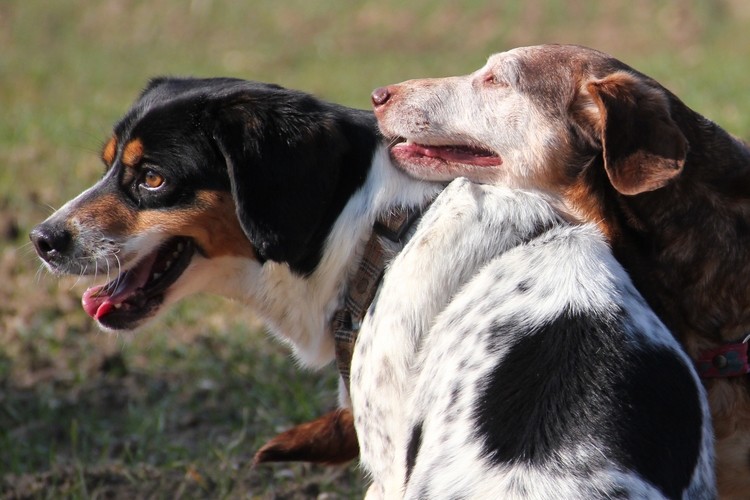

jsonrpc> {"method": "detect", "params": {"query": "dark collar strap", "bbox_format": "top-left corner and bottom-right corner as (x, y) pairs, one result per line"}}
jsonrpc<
(333, 204), (430, 393)
(695, 335), (750, 378)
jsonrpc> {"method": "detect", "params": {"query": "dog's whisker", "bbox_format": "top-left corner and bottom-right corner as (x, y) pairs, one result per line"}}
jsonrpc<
(104, 253), (112, 284)
(93, 257), (100, 284)
(20, 244), (42, 262)
(17, 241), (35, 251)
(34, 264), (46, 284)
(112, 253), (123, 288)
(70, 263), (89, 290)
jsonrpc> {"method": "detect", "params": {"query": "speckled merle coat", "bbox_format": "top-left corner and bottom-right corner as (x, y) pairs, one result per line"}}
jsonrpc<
(351, 179), (714, 499)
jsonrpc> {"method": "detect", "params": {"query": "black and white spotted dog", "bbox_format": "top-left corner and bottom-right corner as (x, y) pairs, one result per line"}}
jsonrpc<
(352, 179), (714, 499)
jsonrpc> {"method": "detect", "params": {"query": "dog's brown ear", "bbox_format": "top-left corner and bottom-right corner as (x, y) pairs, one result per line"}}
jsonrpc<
(585, 72), (687, 195)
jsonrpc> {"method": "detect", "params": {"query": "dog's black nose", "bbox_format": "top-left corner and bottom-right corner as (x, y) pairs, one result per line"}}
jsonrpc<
(30, 223), (72, 262)
(371, 86), (392, 107)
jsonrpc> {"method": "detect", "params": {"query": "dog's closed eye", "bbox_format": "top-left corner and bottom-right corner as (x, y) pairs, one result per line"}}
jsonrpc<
(482, 73), (508, 88)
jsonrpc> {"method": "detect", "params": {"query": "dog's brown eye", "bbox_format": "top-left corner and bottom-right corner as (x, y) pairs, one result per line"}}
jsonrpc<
(142, 170), (164, 189)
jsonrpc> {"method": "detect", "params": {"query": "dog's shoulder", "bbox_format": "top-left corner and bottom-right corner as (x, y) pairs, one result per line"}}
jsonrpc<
(392, 181), (710, 498)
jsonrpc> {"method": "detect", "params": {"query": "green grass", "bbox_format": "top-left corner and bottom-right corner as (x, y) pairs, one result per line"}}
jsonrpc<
(2, 0), (750, 497)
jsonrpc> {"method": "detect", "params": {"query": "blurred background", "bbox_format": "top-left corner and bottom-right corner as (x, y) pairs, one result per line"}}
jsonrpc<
(2, 0), (749, 497)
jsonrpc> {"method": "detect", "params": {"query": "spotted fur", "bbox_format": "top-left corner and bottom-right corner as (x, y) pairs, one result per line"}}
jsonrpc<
(351, 179), (714, 499)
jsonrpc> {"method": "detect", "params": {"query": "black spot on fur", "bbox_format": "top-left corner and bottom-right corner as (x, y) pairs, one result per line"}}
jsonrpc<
(405, 421), (423, 485)
(474, 311), (702, 497)
(444, 409), (457, 424)
(619, 347), (703, 498)
(449, 383), (461, 407)
(516, 279), (532, 293)
(416, 486), (430, 499)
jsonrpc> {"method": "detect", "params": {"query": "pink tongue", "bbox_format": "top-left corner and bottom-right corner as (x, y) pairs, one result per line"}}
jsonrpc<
(396, 143), (502, 167)
(81, 251), (159, 320)
(82, 285), (109, 319)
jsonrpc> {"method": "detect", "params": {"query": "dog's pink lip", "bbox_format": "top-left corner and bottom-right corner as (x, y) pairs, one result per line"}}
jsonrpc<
(81, 257), (155, 320)
(81, 237), (194, 326)
(390, 141), (502, 167)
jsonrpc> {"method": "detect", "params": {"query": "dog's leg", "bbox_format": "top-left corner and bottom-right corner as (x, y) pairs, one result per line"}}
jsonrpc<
(253, 408), (358, 465)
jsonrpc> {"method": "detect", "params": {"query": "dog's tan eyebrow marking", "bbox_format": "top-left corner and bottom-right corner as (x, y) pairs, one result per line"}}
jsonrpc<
(122, 138), (144, 168)
(102, 136), (117, 166)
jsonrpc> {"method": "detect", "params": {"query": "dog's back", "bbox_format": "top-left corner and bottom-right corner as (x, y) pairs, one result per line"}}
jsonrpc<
(353, 180), (714, 499)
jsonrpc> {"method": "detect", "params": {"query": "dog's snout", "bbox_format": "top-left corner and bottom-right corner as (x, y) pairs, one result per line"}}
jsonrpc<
(371, 86), (392, 108)
(30, 223), (72, 262)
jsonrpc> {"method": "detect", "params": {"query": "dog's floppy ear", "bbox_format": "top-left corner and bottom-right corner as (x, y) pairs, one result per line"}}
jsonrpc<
(584, 72), (687, 195)
(208, 87), (369, 274)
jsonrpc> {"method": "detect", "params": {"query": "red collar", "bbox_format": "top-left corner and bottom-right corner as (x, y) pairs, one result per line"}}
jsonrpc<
(695, 335), (750, 378)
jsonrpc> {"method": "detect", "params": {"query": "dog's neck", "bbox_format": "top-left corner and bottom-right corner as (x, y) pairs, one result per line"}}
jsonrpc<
(598, 112), (750, 353)
(225, 148), (442, 368)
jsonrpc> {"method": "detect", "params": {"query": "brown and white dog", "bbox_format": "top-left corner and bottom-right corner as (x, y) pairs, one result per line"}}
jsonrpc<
(372, 43), (750, 499)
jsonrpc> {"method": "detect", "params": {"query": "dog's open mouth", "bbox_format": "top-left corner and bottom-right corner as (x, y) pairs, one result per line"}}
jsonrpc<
(81, 237), (194, 329)
(390, 139), (502, 167)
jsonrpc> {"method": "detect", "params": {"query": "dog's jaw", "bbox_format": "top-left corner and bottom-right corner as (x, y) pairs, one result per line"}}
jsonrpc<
(391, 140), (501, 167)
(81, 237), (195, 329)
(381, 133), (505, 184)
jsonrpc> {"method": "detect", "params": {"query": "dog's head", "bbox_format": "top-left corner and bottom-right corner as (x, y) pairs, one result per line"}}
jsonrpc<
(30, 78), (376, 331)
(373, 44), (688, 197)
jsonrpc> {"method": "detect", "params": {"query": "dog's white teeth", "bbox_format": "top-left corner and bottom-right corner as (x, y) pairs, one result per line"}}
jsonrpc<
(153, 272), (162, 280)
(177, 243), (184, 252)
(172, 251), (180, 258)
(114, 303), (122, 309)
(164, 260), (172, 269)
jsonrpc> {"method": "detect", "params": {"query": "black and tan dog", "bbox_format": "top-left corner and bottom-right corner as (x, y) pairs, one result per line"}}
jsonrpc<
(30, 77), (441, 464)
